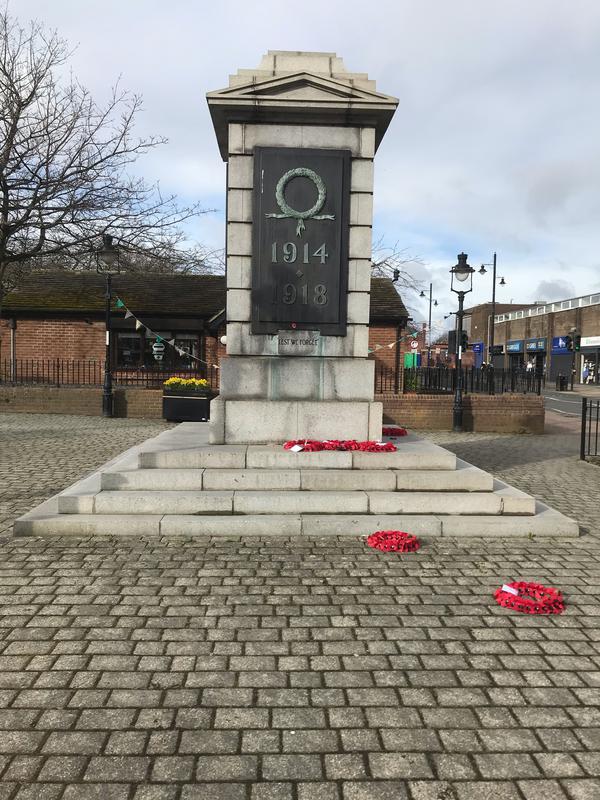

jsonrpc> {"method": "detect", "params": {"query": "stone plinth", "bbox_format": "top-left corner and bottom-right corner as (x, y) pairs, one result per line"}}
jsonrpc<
(206, 51), (398, 443)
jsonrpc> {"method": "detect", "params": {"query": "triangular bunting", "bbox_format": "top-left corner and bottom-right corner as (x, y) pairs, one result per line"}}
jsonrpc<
(115, 298), (125, 309)
(135, 319), (145, 331)
(124, 310), (133, 319)
(167, 339), (176, 346)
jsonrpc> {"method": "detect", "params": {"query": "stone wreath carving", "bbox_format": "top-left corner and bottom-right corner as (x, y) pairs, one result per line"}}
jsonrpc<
(266, 167), (335, 237)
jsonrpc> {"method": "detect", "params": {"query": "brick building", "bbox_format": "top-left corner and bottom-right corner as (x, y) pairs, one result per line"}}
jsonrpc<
(463, 302), (538, 367)
(492, 292), (600, 383)
(0, 271), (408, 381)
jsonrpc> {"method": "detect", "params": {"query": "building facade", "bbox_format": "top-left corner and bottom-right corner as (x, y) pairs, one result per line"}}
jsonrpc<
(492, 292), (600, 383)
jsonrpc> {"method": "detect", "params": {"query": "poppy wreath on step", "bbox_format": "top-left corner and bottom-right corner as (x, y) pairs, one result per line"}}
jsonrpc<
(283, 440), (397, 453)
(382, 426), (408, 437)
(494, 581), (565, 615)
(366, 530), (421, 553)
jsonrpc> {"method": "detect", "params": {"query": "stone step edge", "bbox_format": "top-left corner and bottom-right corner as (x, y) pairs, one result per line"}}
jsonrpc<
(56, 489), (535, 516)
(13, 506), (579, 538)
(101, 464), (494, 493)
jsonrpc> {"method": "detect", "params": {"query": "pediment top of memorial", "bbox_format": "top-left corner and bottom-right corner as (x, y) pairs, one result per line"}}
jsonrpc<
(207, 71), (398, 108)
(207, 51), (398, 161)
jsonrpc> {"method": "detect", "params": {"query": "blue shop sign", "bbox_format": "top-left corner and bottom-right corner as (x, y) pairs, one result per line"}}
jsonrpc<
(552, 336), (570, 354)
(506, 340), (524, 353)
(472, 341), (484, 353)
(526, 338), (547, 352)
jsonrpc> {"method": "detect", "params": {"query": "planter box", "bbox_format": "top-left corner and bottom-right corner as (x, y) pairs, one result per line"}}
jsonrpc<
(162, 389), (213, 422)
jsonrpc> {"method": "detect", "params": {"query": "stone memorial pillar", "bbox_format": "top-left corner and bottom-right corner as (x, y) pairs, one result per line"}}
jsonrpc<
(207, 51), (398, 443)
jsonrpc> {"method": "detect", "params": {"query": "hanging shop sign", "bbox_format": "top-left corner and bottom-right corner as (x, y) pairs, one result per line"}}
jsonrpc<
(526, 338), (547, 352)
(552, 336), (571, 354)
(251, 147), (350, 336)
(581, 336), (600, 348)
(506, 340), (524, 353)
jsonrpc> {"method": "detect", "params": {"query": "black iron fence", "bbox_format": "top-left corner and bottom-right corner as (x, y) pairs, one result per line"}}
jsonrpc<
(374, 364), (543, 396)
(0, 359), (219, 389)
(580, 398), (600, 460)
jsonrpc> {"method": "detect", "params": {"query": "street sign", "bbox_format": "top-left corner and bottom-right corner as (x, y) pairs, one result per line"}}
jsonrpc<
(152, 342), (165, 353)
(410, 340), (418, 350)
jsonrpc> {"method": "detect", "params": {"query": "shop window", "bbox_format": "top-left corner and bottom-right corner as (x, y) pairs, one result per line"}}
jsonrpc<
(173, 337), (200, 370)
(116, 333), (143, 368)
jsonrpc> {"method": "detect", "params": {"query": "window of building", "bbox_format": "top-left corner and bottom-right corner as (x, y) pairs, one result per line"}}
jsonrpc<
(116, 333), (143, 368)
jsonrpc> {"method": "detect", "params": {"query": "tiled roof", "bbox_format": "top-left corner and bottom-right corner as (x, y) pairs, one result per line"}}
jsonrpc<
(3, 271), (408, 323)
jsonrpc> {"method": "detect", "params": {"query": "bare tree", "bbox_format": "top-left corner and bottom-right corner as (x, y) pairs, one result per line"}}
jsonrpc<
(370, 236), (425, 293)
(0, 9), (208, 316)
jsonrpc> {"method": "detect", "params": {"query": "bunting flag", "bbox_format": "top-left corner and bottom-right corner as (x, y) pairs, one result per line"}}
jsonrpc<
(113, 295), (219, 369)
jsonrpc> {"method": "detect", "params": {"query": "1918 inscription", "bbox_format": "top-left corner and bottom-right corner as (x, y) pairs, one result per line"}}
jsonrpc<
(251, 147), (350, 336)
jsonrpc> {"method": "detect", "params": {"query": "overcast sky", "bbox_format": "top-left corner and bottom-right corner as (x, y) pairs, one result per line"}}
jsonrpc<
(15, 0), (600, 331)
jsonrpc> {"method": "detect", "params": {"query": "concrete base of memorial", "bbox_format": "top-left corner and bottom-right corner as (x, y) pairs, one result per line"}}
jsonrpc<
(14, 423), (579, 539)
(209, 397), (382, 444)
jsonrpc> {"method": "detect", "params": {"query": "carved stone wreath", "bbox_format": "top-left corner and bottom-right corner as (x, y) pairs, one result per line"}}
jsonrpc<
(266, 167), (335, 237)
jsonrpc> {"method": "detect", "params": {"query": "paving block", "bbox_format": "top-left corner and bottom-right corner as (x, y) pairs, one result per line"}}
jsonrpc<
(300, 470), (395, 491)
(440, 504), (579, 537)
(233, 491), (369, 515)
(102, 469), (204, 491)
(203, 469), (301, 491)
(368, 491), (502, 515)
(495, 482), (536, 515)
(94, 491), (233, 515)
(394, 462), (494, 492)
(139, 446), (247, 469)
(300, 514), (442, 537)
(352, 445), (456, 471)
(246, 447), (353, 470)
(160, 515), (302, 536)
(14, 515), (162, 537)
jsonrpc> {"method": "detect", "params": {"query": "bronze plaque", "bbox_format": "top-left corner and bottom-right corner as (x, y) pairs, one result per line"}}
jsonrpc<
(251, 147), (350, 335)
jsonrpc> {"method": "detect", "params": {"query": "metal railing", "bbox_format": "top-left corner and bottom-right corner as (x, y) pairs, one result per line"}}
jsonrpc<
(0, 359), (219, 389)
(374, 364), (543, 395)
(580, 398), (600, 460)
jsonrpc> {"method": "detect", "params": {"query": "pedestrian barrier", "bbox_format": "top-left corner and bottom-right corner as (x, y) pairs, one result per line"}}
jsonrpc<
(580, 397), (600, 460)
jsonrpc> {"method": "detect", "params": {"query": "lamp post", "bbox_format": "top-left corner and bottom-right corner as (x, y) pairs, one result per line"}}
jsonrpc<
(450, 253), (474, 432)
(96, 234), (121, 418)
(478, 253), (506, 367)
(419, 284), (438, 366)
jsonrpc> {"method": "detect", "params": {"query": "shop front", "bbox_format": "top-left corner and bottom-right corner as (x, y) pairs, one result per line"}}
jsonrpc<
(525, 337), (547, 376)
(472, 341), (484, 367)
(506, 340), (524, 371)
(580, 335), (600, 384)
(550, 336), (573, 382)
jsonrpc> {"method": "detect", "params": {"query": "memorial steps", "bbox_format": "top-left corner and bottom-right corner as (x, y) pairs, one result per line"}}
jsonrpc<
(14, 427), (579, 538)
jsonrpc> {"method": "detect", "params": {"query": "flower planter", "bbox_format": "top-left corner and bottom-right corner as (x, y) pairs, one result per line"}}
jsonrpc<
(162, 388), (214, 422)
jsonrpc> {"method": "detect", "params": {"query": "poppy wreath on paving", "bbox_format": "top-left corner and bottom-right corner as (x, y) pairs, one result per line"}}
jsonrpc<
(366, 530), (421, 553)
(494, 581), (565, 615)
(382, 426), (408, 437)
(283, 440), (397, 452)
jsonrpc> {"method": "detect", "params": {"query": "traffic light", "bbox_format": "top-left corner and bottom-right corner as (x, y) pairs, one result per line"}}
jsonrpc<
(461, 331), (469, 351)
(565, 335), (573, 351)
(574, 334), (582, 351)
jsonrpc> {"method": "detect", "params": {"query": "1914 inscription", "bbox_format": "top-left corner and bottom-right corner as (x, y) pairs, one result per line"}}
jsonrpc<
(251, 147), (350, 336)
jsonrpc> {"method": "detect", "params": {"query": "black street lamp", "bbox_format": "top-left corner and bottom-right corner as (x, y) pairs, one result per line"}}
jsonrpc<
(96, 234), (121, 418)
(450, 253), (474, 432)
(478, 253), (506, 368)
(419, 284), (439, 366)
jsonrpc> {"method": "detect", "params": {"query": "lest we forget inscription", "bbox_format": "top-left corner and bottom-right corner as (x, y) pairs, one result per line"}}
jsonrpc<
(251, 147), (350, 336)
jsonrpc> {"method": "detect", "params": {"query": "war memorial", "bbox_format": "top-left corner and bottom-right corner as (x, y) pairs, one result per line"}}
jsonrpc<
(14, 51), (578, 539)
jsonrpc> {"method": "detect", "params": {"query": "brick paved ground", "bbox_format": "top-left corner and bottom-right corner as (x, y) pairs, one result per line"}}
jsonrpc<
(0, 412), (598, 798)
(0, 414), (174, 536)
